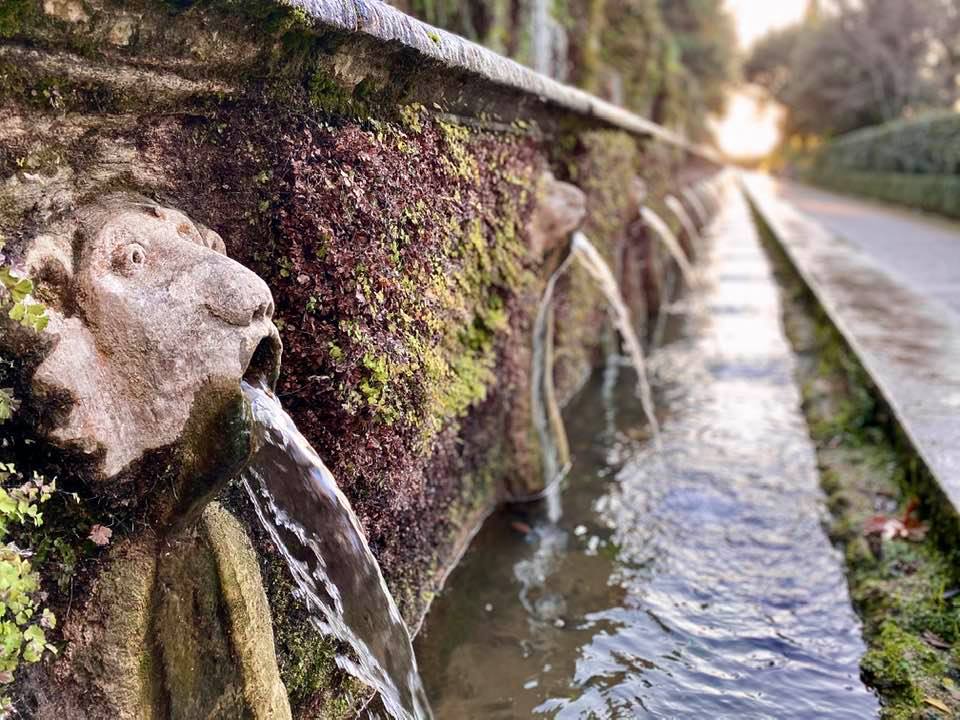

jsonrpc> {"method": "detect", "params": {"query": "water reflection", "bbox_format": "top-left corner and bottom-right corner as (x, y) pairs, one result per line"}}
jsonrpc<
(415, 191), (878, 719)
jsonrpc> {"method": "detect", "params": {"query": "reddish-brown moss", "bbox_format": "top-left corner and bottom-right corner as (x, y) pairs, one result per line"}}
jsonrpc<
(134, 104), (551, 712)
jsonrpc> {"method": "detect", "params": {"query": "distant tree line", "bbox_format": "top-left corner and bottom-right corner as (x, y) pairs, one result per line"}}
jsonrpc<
(391, 0), (738, 139)
(746, 0), (960, 141)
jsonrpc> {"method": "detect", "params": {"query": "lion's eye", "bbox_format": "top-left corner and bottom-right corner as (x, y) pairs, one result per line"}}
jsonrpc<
(114, 243), (147, 275)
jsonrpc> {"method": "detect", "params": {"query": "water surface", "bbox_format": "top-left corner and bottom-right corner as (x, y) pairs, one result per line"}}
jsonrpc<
(415, 192), (878, 719)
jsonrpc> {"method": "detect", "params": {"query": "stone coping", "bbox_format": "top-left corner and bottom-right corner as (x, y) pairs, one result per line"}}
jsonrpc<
(292, 0), (719, 160)
(743, 173), (960, 516)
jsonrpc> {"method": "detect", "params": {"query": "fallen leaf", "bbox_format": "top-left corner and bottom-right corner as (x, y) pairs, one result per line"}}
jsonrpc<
(902, 497), (921, 522)
(89, 524), (112, 546)
(901, 498), (930, 540)
(923, 697), (950, 713)
(864, 515), (907, 540)
(863, 514), (928, 542)
(922, 630), (952, 650)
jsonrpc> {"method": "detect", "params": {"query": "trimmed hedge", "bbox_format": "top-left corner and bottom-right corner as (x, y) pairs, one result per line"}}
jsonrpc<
(807, 169), (960, 219)
(805, 112), (960, 218)
(814, 111), (960, 176)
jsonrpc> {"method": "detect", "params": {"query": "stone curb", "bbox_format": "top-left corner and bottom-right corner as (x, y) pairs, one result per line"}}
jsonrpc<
(743, 173), (960, 517)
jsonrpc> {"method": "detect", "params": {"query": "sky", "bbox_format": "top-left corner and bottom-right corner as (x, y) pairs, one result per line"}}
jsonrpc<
(725, 0), (808, 50)
(711, 0), (809, 158)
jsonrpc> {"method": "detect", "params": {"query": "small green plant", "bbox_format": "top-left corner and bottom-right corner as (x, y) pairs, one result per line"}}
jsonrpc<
(398, 103), (425, 134)
(0, 271), (46, 334)
(0, 238), (55, 717)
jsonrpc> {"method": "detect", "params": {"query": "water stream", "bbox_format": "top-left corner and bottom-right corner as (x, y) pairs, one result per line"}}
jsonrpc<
(640, 206), (697, 289)
(528, 231), (663, 517)
(415, 189), (879, 718)
(529, 253), (576, 518)
(682, 187), (709, 227)
(570, 232), (660, 444)
(240, 383), (433, 720)
(665, 194), (702, 252)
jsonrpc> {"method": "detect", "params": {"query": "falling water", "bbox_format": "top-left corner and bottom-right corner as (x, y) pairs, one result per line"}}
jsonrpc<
(682, 187), (709, 227)
(640, 206), (697, 288)
(528, 232), (664, 512)
(529, 253), (576, 518)
(665, 194), (702, 252)
(691, 184), (714, 218)
(699, 182), (721, 215)
(240, 382), (433, 720)
(416, 188), (879, 719)
(531, 0), (552, 76)
(570, 232), (660, 442)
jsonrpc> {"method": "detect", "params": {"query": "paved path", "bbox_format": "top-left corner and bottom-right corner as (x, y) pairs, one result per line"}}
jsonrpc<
(772, 181), (960, 318)
(743, 174), (960, 518)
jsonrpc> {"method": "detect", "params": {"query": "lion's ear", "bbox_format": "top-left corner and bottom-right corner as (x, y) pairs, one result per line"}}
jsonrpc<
(199, 226), (227, 256)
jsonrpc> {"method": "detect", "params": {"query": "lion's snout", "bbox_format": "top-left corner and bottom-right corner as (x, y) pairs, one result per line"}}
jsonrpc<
(196, 252), (276, 328)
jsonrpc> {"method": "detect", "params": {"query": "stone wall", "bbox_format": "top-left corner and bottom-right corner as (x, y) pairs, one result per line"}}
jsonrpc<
(0, 0), (715, 716)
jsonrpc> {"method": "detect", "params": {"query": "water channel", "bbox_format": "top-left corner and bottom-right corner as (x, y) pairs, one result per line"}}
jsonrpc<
(414, 191), (880, 718)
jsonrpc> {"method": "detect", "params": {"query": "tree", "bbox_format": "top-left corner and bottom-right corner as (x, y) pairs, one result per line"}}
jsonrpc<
(399, 0), (739, 138)
(598, 0), (672, 117)
(657, 0), (739, 117)
(743, 26), (802, 101)
(747, 0), (960, 139)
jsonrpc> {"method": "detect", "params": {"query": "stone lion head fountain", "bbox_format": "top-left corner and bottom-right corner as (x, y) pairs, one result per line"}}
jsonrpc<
(10, 195), (291, 719)
(20, 195), (281, 519)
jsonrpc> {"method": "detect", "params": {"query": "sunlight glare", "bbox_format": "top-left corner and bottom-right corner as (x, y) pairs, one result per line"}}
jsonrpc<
(710, 89), (784, 160)
(710, 0), (808, 158)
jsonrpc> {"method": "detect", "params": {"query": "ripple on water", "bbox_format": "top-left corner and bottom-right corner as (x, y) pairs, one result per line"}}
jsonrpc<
(414, 193), (879, 719)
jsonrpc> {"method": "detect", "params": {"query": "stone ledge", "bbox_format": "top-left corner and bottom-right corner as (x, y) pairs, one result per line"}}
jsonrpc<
(743, 173), (960, 517)
(290, 0), (717, 159)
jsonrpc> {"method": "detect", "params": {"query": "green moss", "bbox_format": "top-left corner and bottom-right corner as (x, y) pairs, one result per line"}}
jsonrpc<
(863, 622), (946, 716)
(307, 70), (366, 117)
(264, 555), (361, 717)
(0, 0), (42, 39)
(291, 120), (533, 446)
(358, 207), (525, 442)
(438, 120), (479, 180)
(398, 103), (425, 134)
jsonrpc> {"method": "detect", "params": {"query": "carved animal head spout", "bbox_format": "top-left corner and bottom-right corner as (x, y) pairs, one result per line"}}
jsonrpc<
(527, 172), (587, 260)
(25, 196), (282, 492)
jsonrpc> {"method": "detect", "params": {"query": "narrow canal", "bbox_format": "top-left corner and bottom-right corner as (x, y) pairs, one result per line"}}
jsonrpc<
(414, 192), (880, 718)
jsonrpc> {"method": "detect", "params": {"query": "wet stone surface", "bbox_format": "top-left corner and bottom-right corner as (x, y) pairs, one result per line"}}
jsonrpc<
(415, 191), (878, 718)
(774, 182), (960, 318)
(746, 175), (960, 522)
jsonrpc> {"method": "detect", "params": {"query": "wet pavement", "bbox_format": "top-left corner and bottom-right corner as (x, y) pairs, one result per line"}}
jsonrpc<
(745, 174), (960, 521)
(415, 188), (878, 719)
(773, 181), (960, 318)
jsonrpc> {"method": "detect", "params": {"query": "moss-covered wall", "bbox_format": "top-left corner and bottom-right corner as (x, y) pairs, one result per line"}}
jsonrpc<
(0, 0), (711, 716)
